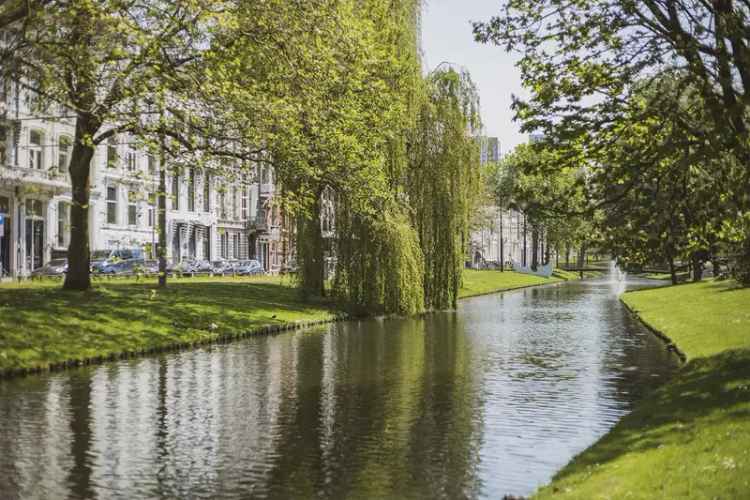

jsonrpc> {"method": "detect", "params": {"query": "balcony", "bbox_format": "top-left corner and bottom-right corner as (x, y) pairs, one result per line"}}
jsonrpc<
(247, 215), (268, 233)
(0, 164), (70, 192)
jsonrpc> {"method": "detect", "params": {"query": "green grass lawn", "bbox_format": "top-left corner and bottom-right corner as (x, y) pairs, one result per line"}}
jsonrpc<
(459, 269), (561, 299)
(0, 275), (338, 375)
(535, 279), (750, 499)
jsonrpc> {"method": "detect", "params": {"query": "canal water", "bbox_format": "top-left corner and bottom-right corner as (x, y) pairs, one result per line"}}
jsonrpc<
(0, 272), (679, 499)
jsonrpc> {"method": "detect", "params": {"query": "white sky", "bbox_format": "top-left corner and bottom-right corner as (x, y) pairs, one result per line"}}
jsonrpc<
(421, 0), (529, 154)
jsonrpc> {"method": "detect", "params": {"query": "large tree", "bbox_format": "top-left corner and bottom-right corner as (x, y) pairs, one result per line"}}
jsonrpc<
(8, 1), (223, 290)
(475, 0), (750, 283)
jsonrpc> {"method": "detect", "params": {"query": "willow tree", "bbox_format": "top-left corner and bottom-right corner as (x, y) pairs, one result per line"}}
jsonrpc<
(408, 68), (482, 309)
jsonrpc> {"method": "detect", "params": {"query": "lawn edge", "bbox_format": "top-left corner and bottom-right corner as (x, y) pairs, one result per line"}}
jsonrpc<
(458, 270), (604, 301)
(620, 295), (687, 363)
(0, 313), (349, 380)
(530, 285), (688, 499)
(0, 271), (599, 380)
(458, 278), (563, 300)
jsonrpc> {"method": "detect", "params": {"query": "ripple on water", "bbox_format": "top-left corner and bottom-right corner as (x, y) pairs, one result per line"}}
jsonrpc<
(0, 275), (679, 499)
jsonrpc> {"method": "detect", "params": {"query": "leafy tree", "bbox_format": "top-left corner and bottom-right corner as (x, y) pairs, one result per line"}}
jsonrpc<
(8, 1), (223, 290)
(475, 0), (750, 283)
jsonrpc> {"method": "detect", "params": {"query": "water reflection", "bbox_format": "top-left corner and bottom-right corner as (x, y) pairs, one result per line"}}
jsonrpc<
(0, 275), (678, 498)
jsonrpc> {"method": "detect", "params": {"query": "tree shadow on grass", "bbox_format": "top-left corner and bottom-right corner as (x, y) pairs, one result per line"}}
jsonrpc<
(553, 348), (750, 481)
(1, 280), (339, 370)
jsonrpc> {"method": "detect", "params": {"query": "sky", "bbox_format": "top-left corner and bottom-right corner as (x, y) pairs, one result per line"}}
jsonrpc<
(421, 0), (528, 154)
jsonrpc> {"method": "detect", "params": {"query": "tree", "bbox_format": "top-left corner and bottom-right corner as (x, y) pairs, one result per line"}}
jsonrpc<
(8, 1), (223, 290)
(475, 0), (750, 283)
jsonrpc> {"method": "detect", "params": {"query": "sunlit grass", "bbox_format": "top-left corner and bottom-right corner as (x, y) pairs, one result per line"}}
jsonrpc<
(459, 269), (561, 299)
(535, 280), (750, 499)
(0, 275), (338, 373)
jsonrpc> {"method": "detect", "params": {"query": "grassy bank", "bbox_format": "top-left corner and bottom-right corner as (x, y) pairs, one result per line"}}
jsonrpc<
(0, 275), (338, 375)
(459, 269), (561, 299)
(535, 279), (750, 499)
(0, 269), (580, 376)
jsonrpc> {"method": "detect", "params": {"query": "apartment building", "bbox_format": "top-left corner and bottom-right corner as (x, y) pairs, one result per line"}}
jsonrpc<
(470, 206), (536, 269)
(0, 81), (285, 278)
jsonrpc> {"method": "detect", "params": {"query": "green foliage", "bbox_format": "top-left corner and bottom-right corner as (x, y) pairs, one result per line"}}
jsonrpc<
(409, 68), (482, 309)
(475, 2), (750, 285)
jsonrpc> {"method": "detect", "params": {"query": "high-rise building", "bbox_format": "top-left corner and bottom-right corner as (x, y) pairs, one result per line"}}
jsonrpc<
(480, 136), (500, 164)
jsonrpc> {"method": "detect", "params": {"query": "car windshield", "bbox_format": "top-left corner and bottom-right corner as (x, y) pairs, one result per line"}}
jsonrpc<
(91, 250), (110, 260)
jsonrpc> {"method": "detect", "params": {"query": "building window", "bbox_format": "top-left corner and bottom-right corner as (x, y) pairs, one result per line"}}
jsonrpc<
(203, 173), (211, 212)
(106, 137), (118, 169)
(241, 187), (248, 220)
(220, 231), (228, 259)
(147, 154), (156, 176)
(57, 201), (70, 247)
(128, 191), (137, 226)
(25, 199), (43, 217)
(171, 172), (180, 211)
(188, 168), (195, 212)
(127, 151), (137, 172)
(203, 229), (210, 260)
(0, 125), (8, 165)
(232, 186), (239, 220)
(58, 136), (72, 170)
(219, 188), (226, 219)
(147, 192), (155, 227)
(106, 186), (118, 225)
(232, 233), (239, 259)
(29, 130), (43, 169)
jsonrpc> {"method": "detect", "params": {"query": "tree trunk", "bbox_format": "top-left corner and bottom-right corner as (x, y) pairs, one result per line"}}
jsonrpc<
(692, 252), (703, 282)
(298, 192), (325, 297)
(668, 254), (677, 285)
(158, 147), (168, 288)
(499, 212), (504, 272)
(531, 225), (539, 271)
(522, 212), (527, 267)
(565, 244), (571, 268)
(544, 233), (551, 266)
(63, 116), (98, 291)
(578, 243), (586, 279)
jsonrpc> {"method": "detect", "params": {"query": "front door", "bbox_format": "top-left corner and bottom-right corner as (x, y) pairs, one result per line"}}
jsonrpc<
(0, 213), (9, 277)
(25, 218), (44, 271)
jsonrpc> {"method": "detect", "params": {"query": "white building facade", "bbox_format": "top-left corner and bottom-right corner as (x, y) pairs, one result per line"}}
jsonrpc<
(470, 206), (538, 269)
(0, 81), (285, 278)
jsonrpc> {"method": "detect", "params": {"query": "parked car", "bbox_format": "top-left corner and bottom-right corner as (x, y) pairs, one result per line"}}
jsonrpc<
(235, 259), (263, 276)
(211, 260), (236, 274)
(143, 260), (160, 274)
(100, 258), (145, 275)
(184, 259), (212, 273)
(91, 248), (145, 273)
(31, 258), (68, 277)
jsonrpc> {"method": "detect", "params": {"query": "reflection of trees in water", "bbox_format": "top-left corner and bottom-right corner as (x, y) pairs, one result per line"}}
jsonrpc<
(251, 315), (483, 498)
(68, 372), (95, 499)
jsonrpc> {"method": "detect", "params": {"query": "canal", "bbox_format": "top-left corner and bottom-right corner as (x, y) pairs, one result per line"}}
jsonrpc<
(0, 272), (679, 498)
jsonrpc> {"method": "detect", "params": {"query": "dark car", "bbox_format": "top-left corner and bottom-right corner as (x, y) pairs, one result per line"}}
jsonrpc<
(91, 248), (145, 273)
(235, 260), (263, 276)
(31, 258), (68, 277)
(100, 258), (145, 275)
